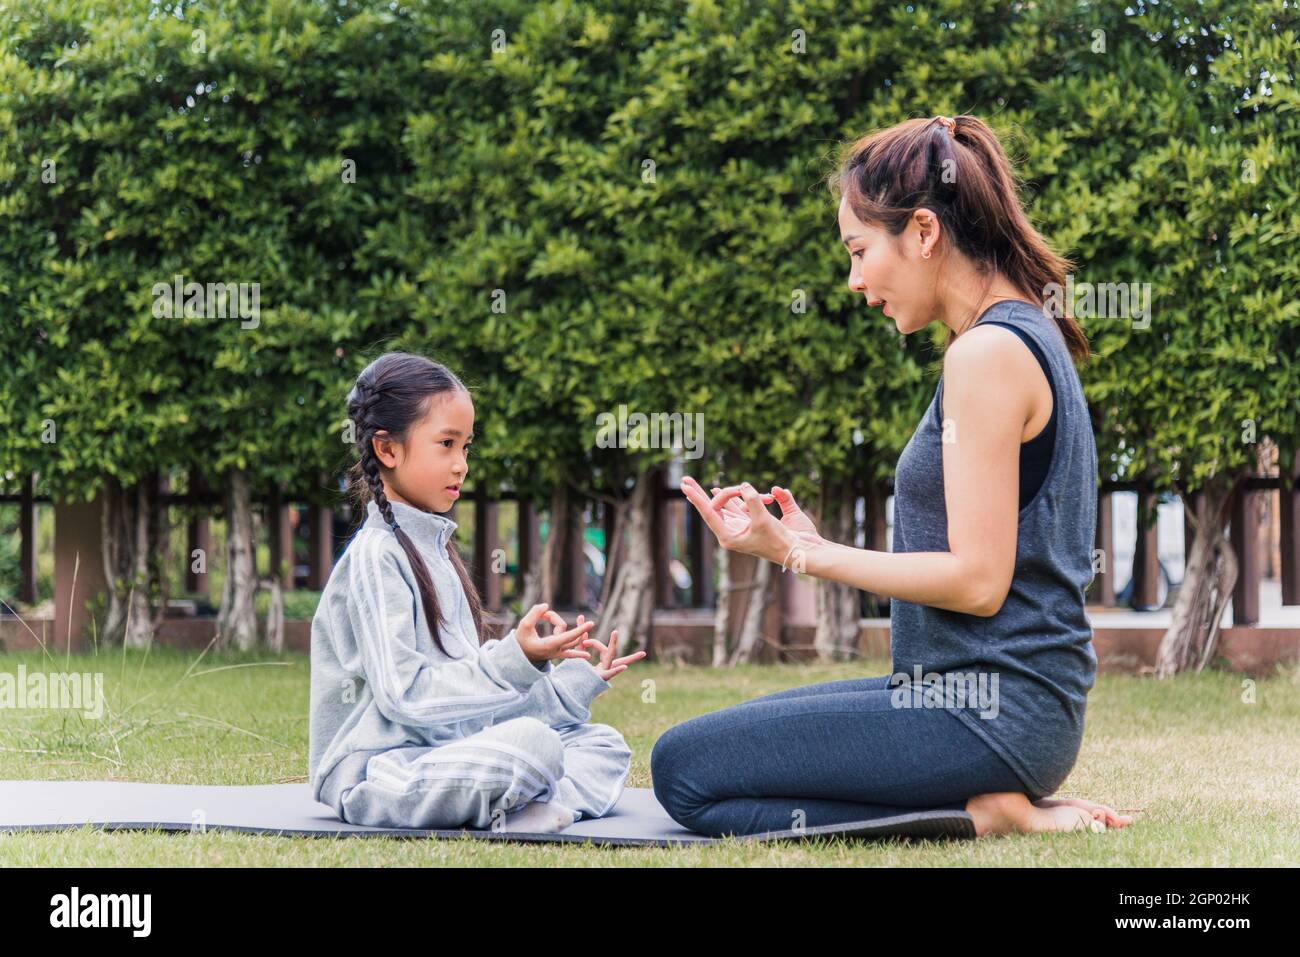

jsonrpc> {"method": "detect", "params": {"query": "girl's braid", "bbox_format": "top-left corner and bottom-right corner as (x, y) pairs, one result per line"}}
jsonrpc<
(348, 379), (400, 533)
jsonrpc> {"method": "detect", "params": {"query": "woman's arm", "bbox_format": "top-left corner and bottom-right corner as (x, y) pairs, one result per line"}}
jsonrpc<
(807, 326), (1032, 615)
(684, 324), (1040, 617)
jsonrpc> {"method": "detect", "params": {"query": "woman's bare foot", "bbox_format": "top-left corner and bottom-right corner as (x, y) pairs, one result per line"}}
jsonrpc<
(1033, 796), (1135, 829)
(965, 791), (1116, 837)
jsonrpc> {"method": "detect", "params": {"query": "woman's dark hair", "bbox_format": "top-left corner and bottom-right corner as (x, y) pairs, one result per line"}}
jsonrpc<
(827, 114), (1091, 365)
(346, 351), (483, 656)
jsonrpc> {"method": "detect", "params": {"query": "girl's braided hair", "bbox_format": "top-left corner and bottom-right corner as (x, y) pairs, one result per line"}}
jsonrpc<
(346, 352), (484, 657)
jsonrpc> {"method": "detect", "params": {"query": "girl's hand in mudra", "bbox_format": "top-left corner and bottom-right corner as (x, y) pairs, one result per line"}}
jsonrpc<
(575, 615), (647, 681)
(514, 603), (595, 664)
(680, 475), (824, 569)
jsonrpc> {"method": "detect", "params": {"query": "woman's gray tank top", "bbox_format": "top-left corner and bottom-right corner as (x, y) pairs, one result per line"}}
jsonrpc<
(889, 299), (1098, 798)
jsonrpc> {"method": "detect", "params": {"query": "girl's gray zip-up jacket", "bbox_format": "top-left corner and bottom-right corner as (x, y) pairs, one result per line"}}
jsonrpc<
(308, 499), (611, 813)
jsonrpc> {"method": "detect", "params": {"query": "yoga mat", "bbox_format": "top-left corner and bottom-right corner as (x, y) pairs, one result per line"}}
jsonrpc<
(0, 780), (976, 847)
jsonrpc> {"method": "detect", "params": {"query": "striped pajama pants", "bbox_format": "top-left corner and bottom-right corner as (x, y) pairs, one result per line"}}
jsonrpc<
(339, 716), (632, 831)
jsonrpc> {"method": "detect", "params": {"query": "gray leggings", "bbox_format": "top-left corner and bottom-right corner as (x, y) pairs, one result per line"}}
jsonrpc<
(650, 674), (1033, 837)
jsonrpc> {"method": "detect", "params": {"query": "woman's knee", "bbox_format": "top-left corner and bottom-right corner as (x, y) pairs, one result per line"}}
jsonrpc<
(649, 720), (691, 779)
(650, 722), (711, 822)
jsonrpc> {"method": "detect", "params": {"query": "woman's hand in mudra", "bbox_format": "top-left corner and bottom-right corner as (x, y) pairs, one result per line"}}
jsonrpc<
(680, 475), (825, 570)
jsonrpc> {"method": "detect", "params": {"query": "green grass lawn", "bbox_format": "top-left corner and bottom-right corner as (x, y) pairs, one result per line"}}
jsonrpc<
(1, 646), (1297, 866)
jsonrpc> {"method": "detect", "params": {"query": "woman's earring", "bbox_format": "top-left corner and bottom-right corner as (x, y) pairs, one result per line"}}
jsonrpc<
(922, 249), (931, 259)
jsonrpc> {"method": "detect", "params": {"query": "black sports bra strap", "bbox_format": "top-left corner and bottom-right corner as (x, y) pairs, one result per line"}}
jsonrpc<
(980, 321), (1053, 388)
(936, 320), (1058, 432)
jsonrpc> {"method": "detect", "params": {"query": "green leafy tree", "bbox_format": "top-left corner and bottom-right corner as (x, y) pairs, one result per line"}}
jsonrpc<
(1025, 0), (1299, 673)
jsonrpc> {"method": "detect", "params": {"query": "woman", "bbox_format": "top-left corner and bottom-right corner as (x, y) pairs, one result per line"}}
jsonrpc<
(652, 114), (1134, 838)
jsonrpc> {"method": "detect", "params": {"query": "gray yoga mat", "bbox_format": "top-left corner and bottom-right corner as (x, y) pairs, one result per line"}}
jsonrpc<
(0, 780), (976, 846)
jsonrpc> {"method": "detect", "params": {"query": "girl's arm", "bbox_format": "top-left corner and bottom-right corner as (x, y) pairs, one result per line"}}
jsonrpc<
(340, 532), (548, 727)
(488, 650), (611, 727)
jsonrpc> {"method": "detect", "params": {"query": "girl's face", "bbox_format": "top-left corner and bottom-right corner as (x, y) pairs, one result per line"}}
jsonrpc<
(838, 194), (940, 334)
(373, 389), (474, 515)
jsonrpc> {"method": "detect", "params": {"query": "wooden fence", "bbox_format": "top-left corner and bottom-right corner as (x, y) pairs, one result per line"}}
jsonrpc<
(2, 457), (1298, 665)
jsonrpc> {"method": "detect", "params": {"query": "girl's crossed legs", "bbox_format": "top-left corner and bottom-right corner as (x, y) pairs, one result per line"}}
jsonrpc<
(341, 715), (631, 830)
(650, 674), (1030, 837)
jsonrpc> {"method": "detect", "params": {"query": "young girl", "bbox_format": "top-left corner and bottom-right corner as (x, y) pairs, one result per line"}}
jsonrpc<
(308, 352), (645, 833)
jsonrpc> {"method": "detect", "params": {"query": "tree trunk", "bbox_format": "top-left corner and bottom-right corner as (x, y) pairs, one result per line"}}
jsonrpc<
(862, 477), (890, 616)
(711, 546), (731, 666)
(100, 479), (129, 647)
(215, 469), (260, 651)
(526, 484), (569, 611)
(99, 474), (164, 649)
(262, 578), (284, 653)
(148, 473), (172, 635)
(704, 453), (774, 665)
(1154, 476), (1240, 677)
(814, 474), (860, 661)
(729, 554), (773, 665)
(594, 470), (655, 655)
(595, 497), (622, 614)
(517, 503), (542, 612)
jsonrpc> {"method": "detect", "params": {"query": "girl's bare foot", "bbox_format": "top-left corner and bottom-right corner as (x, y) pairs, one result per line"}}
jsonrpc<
(1033, 796), (1135, 829)
(496, 799), (579, 834)
(965, 791), (1112, 837)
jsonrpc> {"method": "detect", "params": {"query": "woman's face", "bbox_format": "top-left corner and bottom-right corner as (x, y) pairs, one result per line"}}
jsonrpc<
(838, 194), (938, 334)
(375, 389), (474, 514)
